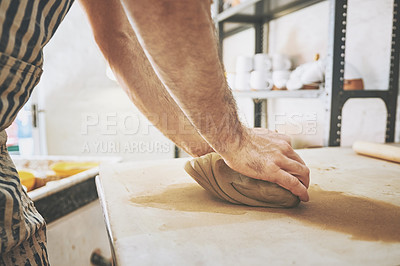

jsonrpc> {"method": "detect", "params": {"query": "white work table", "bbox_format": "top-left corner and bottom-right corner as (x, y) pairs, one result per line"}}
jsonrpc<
(96, 147), (400, 265)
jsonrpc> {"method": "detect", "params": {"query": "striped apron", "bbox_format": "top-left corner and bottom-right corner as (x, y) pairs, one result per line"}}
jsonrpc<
(0, 0), (75, 264)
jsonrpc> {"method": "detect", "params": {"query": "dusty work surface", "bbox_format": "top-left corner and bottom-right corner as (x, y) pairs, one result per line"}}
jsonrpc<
(97, 147), (400, 265)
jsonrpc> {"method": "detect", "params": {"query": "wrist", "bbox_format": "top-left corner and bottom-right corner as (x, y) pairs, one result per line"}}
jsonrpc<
(211, 123), (249, 156)
(180, 140), (215, 157)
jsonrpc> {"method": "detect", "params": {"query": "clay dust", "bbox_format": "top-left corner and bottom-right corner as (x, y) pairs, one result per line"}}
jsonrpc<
(130, 183), (400, 243)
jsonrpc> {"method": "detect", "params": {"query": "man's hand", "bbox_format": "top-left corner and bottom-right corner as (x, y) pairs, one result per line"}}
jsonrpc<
(220, 128), (310, 202)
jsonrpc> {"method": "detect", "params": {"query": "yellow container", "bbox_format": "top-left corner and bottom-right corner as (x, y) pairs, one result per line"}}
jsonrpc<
(50, 162), (99, 177)
(18, 170), (36, 192)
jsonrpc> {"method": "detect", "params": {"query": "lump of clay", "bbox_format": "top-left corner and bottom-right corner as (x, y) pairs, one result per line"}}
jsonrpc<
(184, 152), (300, 208)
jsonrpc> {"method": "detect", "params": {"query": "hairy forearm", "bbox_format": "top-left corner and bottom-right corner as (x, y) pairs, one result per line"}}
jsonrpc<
(107, 35), (213, 156)
(121, 0), (246, 154)
(79, 0), (213, 156)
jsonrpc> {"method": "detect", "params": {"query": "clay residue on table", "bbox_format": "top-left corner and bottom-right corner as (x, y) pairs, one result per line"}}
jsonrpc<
(278, 185), (400, 243)
(315, 166), (337, 171)
(130, 183), (400, 243)
(130, 184), (248, 215)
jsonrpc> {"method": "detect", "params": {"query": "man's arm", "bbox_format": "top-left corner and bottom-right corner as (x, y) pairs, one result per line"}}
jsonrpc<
(79, 0), (213, 157)
(120, 0), (310, 201)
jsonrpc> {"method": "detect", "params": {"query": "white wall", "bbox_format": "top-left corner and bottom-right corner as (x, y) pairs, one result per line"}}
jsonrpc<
(37, 3), (175, 160)
(224, 0), (400, 147)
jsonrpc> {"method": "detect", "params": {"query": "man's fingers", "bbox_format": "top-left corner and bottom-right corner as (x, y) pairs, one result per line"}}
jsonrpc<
(277, 157), (310, 188)
(286, 149), (306, 165)
(277, 142), (306, 165)
(274, 170), (309, 202)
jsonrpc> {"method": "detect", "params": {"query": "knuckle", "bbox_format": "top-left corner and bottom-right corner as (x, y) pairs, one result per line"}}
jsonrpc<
(304, 166), (310, 176)
(272, 153), (285, 165)
(280, 142), (292, 153)
(286, 175), (299, 188)
(271, 148), (282, 159)
(269, 163), (281, 174)
(267, 167), (281, 183)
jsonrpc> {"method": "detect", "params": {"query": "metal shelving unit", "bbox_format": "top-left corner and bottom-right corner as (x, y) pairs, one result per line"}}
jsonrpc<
(214, 0), (399, 146)
(233, 88), (323, 99)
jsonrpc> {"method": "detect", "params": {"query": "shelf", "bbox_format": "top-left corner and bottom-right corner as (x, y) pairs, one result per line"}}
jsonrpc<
(218, 0), (399, 144)
(216, 0), (261, 22)
(232, 89), (394, 100)
(216, 0), (326, 23)
(233, 89), (323, 99)
(217, 0), (327, 43)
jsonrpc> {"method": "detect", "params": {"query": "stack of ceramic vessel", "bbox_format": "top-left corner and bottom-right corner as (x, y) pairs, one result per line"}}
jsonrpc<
(271, 54), (292, 90)
(250, 53), (274, 91)
(233, 55), (253, 91)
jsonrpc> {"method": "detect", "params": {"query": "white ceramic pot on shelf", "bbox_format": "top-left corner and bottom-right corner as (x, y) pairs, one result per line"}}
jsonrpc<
(250, 70), (273, 90)
(235, 56), (253, 73)
(272, 54), (292, 71)
(253, 53), (272, 71)
(272, 70), (291, 89)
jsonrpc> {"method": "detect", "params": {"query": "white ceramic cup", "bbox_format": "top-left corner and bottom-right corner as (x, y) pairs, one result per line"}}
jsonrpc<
(250, 71), (273, 90)
(272, 70), (291, 89)
(236, 56), (253, 73)
(235, 72), (251, 91)
(253, 53), (272, 71)
(272, 54), (292, 71)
